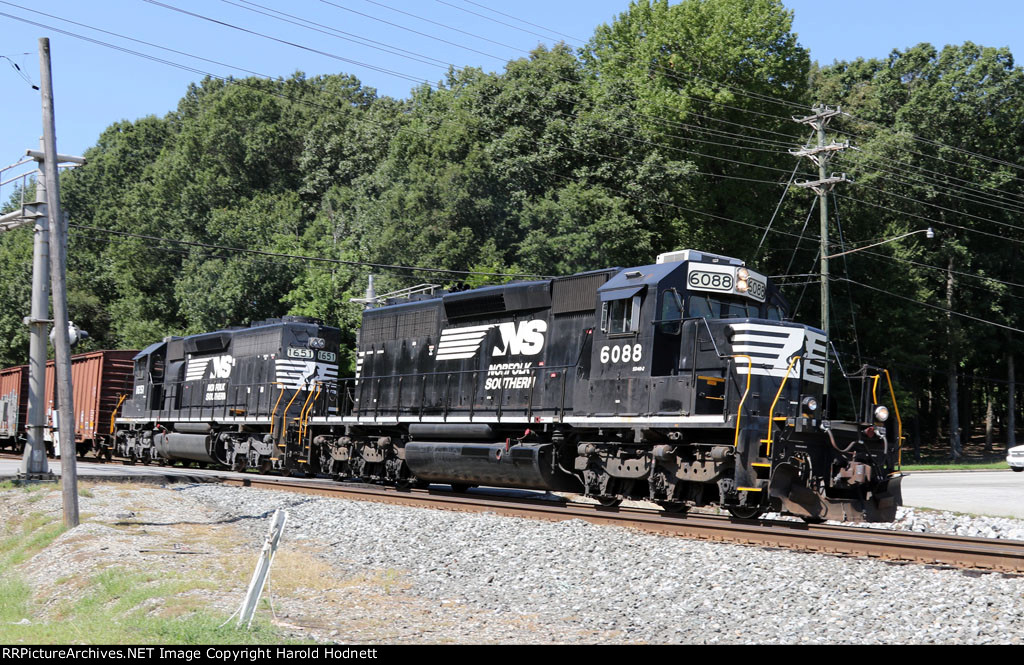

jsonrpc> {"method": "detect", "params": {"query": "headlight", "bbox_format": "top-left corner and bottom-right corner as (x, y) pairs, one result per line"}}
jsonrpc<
(801, 396), (818, 413)
(308, 337), (326, 350)
(736, 279), (749, 293)
(874, 405), (890, 422)
(737, 268), (749, 281)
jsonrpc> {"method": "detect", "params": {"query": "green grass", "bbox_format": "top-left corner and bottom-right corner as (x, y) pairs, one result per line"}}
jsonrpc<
(0, 566), (305, 644)
(900, 461), (1013, 471)
(0, 511), (67, 569)
(0, 486), (311, 645)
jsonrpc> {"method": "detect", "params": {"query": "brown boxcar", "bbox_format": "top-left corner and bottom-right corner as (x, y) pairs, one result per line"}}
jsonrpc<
(45, 350), (136, 457)
(0, 365), (29, 451)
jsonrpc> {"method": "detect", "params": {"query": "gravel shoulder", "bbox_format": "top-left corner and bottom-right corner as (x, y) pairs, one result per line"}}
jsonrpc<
(2, 481), (1023, 644)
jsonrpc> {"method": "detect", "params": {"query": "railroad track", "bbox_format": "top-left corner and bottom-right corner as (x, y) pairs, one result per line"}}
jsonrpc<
(6, 450), (1022, 575)
(222, 475), (1024, 576)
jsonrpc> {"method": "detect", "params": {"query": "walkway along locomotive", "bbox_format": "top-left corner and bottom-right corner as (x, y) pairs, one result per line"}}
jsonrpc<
(114, 250), (904, 522)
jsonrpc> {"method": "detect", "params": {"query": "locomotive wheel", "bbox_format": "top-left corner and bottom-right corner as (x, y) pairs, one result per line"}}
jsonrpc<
(727, 504), (766, 520)
(259, 460), (273, 475)
(596, 496), (622, 508)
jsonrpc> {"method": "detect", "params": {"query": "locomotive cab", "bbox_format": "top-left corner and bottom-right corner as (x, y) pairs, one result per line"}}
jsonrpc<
(567, 250), (900, 520)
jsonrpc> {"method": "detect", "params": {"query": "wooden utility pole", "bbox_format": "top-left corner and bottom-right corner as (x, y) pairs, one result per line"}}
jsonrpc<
(38, 37), (79, 527)
(792, 105), (849, 404)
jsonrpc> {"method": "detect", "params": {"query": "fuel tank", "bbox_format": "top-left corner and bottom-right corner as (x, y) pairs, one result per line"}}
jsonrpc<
(154, 432), (221, 464)
(404, 441), (579, 491)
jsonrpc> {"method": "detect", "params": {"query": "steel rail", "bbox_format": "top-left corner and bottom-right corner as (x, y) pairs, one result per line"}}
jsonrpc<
(1, 451), (1018, 574)
(221, 476), (1024, 575)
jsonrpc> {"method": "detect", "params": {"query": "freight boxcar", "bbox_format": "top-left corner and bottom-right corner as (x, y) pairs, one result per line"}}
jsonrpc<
(44, 350), (136, 458)
(0, 365), (29, 452)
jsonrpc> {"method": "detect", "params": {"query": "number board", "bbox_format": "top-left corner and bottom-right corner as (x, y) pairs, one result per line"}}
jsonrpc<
(686, 264), (767, 303)
(287, 347), (314, 359)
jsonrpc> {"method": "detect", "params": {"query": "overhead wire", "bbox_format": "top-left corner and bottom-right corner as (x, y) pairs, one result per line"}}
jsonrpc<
(454, 0), (1024, 192)
(211, 0), (807, 177)
(835, 153), (1024, 215)
(68, 224), (552, 279)
(0, 7), (818, 247)
(7, 0), (1024, 335)
(446, 0), (582, 43)
(149, 0), (815, 184)
(836, 277), (1024, 335)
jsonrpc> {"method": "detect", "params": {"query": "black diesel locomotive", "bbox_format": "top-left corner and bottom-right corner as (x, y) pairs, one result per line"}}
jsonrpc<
(114, 316), (340, 474)
(115, 250), (903, 522)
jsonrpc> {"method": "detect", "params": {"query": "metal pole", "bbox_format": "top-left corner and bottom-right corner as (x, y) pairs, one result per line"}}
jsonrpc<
(38, 37), (78, 527)
(19, 138), (51, 477)
(817, 117), (831, 402)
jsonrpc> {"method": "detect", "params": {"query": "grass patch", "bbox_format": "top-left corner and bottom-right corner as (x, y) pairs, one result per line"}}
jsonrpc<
(901, 462), (1013, 471)
(0, 577), (31, 623)
(0, 511), (66, 569)
(0, 479), (51, 493)
(0, 566), (310, 645)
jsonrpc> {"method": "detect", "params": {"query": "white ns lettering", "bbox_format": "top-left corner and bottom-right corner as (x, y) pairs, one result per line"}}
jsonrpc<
(492, 320), (548, 356)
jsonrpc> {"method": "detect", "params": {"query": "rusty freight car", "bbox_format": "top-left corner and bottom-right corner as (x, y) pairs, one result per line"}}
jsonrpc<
(0, 365), (29, 452)
(44, 350), (136, 458)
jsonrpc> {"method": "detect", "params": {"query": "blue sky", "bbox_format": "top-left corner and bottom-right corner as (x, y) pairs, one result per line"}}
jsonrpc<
(2, 0), (1022, 196)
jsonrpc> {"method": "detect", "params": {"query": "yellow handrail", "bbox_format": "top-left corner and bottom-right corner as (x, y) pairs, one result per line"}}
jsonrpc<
(763, 355), (802, 458)
(730, 355), (752, 449)
(109, 394), (128, 435)
(298, 383), (322, 441)
(281, 386), (305, 428)
(883, 369), (904, 469)
(269, 382), (287, 437)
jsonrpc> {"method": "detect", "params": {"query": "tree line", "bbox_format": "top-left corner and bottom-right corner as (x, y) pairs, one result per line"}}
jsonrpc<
(2, 0), (1022, 458)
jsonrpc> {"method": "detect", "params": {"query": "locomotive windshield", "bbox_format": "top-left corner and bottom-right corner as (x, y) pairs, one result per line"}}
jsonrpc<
(687, 293), (784, 321)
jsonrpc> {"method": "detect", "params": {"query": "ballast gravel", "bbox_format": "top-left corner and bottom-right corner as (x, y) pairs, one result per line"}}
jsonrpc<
(174, 484), (1024, 645)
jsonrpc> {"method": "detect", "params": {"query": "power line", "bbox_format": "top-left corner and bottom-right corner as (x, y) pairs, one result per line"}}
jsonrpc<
(68, 224), (552, 279)
(836, 153), (1024, 214)
(834, 192), (1024, 246)
(452, 0), (583, 43)
(384, 0), (1024, 191)
(11, 0), (1024, 307)
(140, 0), (429, 84)
(0, 8), (812, 247)
(840, 112), (1024, 175)
(166, 0), (804, 181)
(849, 178), (1024, 234)
(836, 277), (1024, 335)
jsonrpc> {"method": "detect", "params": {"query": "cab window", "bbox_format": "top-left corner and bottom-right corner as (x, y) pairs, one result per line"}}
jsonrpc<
(601, 295), (641, 335)
(688, 294), (759, 320)
(658, 289), (684, 335)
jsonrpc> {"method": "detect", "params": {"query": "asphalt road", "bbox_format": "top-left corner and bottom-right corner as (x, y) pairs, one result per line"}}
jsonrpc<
(3, 459), (1023, 519)
(901, 470), (1024, 519)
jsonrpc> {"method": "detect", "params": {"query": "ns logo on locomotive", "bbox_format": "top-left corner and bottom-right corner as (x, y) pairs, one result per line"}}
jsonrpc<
(112, 249), (903, 522)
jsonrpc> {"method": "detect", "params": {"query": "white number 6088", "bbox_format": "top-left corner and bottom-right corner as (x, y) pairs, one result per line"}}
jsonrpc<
(600, 344), (642, 364)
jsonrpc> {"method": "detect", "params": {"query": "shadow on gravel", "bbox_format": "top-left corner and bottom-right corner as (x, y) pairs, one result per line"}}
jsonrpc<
(112, 496), (316, 527)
